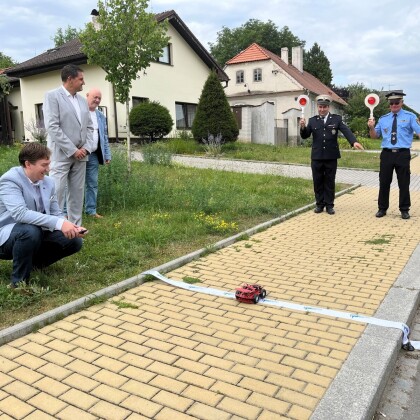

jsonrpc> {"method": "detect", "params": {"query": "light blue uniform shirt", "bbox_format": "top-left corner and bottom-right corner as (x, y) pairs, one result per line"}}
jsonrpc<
(374, 109), (420, 148)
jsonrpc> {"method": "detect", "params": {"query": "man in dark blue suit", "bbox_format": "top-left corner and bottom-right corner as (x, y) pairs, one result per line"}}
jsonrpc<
(0, 143), (87, 287)
(300, 94), (364, 215)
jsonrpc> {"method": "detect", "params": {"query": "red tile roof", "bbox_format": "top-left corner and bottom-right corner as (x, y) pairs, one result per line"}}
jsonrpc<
(226, 43), (347, 106)
(226, 43), (271, 64)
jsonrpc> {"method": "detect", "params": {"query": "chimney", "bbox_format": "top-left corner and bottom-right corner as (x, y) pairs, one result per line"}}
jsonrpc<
(91, 9), (100, 30)
(292, 46), (303, 72)
(281, 47), (288, 64)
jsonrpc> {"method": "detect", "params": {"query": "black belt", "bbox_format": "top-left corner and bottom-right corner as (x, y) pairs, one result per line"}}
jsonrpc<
(383, 148), (409, 153)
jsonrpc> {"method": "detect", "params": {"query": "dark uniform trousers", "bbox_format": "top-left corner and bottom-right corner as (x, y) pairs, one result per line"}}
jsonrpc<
(300, 114), (357, 209)
(311, 159), (338, 208)
(378, 148), (411, 211)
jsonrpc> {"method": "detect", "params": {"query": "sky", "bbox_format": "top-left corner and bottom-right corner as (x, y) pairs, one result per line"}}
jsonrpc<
(1, 0), (420, 111)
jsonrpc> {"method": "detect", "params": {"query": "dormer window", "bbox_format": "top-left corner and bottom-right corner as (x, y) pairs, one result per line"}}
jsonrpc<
(236, 70), (244, 84)
(157, 44), (171, 64)
(253, 68), (262, 82)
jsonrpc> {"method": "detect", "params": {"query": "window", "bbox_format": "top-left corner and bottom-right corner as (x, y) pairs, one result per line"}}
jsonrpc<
(253, 68), (262, 82)
(236, 71), (244, 84)
(175, 102), (197, 129)
(157, 44), (171, 64)
(35, 104), (44, 124)
(132, 97), (149, 108)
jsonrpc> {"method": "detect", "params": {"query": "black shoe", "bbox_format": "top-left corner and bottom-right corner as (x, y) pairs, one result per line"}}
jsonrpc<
(314, 206), (324, 213)
(326, 207), (335, 215)
(401, 211), (410, 220)
(376, 210), (387, 218)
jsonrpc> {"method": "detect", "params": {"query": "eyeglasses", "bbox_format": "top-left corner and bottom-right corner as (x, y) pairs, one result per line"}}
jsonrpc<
(389, 100), (401, 105)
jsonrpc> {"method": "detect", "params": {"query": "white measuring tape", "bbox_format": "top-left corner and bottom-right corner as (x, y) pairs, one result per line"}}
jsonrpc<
(143, 270), (420, 351)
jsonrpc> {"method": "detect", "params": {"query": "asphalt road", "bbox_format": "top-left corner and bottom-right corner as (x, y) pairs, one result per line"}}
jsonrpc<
(374, 305), (420, 420)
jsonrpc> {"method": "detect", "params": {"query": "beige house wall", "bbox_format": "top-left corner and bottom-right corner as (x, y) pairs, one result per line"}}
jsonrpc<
(17, 25), (212, 141)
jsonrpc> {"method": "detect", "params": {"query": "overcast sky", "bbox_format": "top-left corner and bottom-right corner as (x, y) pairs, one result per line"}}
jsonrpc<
(1, 0), (420, 111)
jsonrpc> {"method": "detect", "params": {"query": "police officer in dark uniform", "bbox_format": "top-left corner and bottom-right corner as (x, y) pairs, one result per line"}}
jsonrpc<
(300, 94), (363, 215)
(368, 91), (420, 219)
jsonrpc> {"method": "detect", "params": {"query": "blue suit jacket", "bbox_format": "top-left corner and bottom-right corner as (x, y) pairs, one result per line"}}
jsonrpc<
(96, 110), (111, 163)
(0, 167), (63, 246)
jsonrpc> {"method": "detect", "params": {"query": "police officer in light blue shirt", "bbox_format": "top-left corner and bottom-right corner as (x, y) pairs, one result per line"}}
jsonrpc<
(368, 91), (420, 219)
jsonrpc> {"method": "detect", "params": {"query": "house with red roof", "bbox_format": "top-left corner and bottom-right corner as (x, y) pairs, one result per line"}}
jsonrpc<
(224, 43), (347, 145)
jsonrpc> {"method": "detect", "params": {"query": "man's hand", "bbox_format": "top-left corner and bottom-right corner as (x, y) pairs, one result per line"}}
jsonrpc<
(300, 118), (306, 128)
(353, 142), (364, 150)
(367, 118), (375, 129)
(73, 148), (87, 160)
(61, 220), (88, 239)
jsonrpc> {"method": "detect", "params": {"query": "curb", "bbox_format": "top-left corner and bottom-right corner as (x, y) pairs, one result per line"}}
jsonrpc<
(311, 243), (420, 420)
(0, 184), (358, 346)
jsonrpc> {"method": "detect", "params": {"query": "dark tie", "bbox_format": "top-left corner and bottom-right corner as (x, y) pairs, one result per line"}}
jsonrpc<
(391, 114), (397, 145)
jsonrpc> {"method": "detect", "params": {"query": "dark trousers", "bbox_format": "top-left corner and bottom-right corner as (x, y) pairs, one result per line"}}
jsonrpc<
(311, 159), (338, 208)
(378, 149), (411, 211)
(0, 224), (83, 286)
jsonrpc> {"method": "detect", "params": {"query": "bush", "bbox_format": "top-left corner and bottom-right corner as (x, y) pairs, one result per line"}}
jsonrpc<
(129, 101), (173, 141)
(192, 71), (239, 143)
(348, 116), (369, 137)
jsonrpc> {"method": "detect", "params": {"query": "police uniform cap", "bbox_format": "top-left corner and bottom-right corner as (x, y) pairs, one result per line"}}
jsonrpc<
(385, 91), (406, 101)
(315, 94), (332, 106)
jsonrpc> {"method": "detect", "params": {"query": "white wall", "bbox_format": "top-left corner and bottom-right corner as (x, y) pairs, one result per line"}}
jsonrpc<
(17, 24), (214, 141)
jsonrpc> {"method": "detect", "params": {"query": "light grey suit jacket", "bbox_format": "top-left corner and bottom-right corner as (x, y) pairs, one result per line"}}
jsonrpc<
(0, 167), (63, 246)
(44, 86), (94, 161)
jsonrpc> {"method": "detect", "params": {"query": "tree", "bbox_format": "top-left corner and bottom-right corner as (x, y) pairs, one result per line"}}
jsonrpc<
(0, 75), (11, 98)
(52, 25), (82, 47)
(192, 71), (239, 143)
(129, 101), (173, 141)
(303, 43), (333, 86)
(343, 83), (390, 136)
(0, 52), (18, 69)
(80, 0), (169, 171)
(209, 19), (304, 66)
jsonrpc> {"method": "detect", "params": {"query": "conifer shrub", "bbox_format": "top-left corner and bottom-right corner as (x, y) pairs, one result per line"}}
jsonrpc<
(192, 71), (239, 143)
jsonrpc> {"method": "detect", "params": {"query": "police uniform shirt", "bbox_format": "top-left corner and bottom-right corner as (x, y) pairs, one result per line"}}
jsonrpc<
(374, 109), (420, 149)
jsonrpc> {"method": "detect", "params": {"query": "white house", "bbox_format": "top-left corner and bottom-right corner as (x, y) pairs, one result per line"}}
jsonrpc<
(5, 10), (228, 142)
(224, 43), (347, 145)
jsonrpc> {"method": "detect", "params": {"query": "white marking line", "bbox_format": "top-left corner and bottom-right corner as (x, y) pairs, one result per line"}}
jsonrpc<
(144, 270), (420, 349)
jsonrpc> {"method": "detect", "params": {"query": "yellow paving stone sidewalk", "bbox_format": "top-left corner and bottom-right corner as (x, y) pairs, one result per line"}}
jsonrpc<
(1, 158), (420, 419)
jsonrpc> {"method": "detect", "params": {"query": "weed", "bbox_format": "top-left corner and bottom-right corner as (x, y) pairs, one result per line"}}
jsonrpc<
(111, 299), (139, 309)
(84, 295), (108, 308)
(364, 235), (394, 245)
(238, 234), (250, 241)
(202, 133), (223, 156)
(142, 142), (173, 166)
(202, 245), (218, 257)
(183, 276), (202, 284)
(244, 243), (253, 249)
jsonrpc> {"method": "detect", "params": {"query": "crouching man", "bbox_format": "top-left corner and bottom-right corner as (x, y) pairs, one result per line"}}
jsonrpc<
(0, 143), (87, 288)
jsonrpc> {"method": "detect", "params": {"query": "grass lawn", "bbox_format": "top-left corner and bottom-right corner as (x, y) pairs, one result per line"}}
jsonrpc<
(0, 145), (331, 329)
(139, 137), (384, 171)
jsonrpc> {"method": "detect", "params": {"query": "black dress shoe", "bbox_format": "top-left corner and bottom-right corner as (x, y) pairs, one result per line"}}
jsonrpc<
(401, 211), (410, 219)
(326, 207), (335, 215)
(314, 206), (324, 213)
(376, 210), (387, 218)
